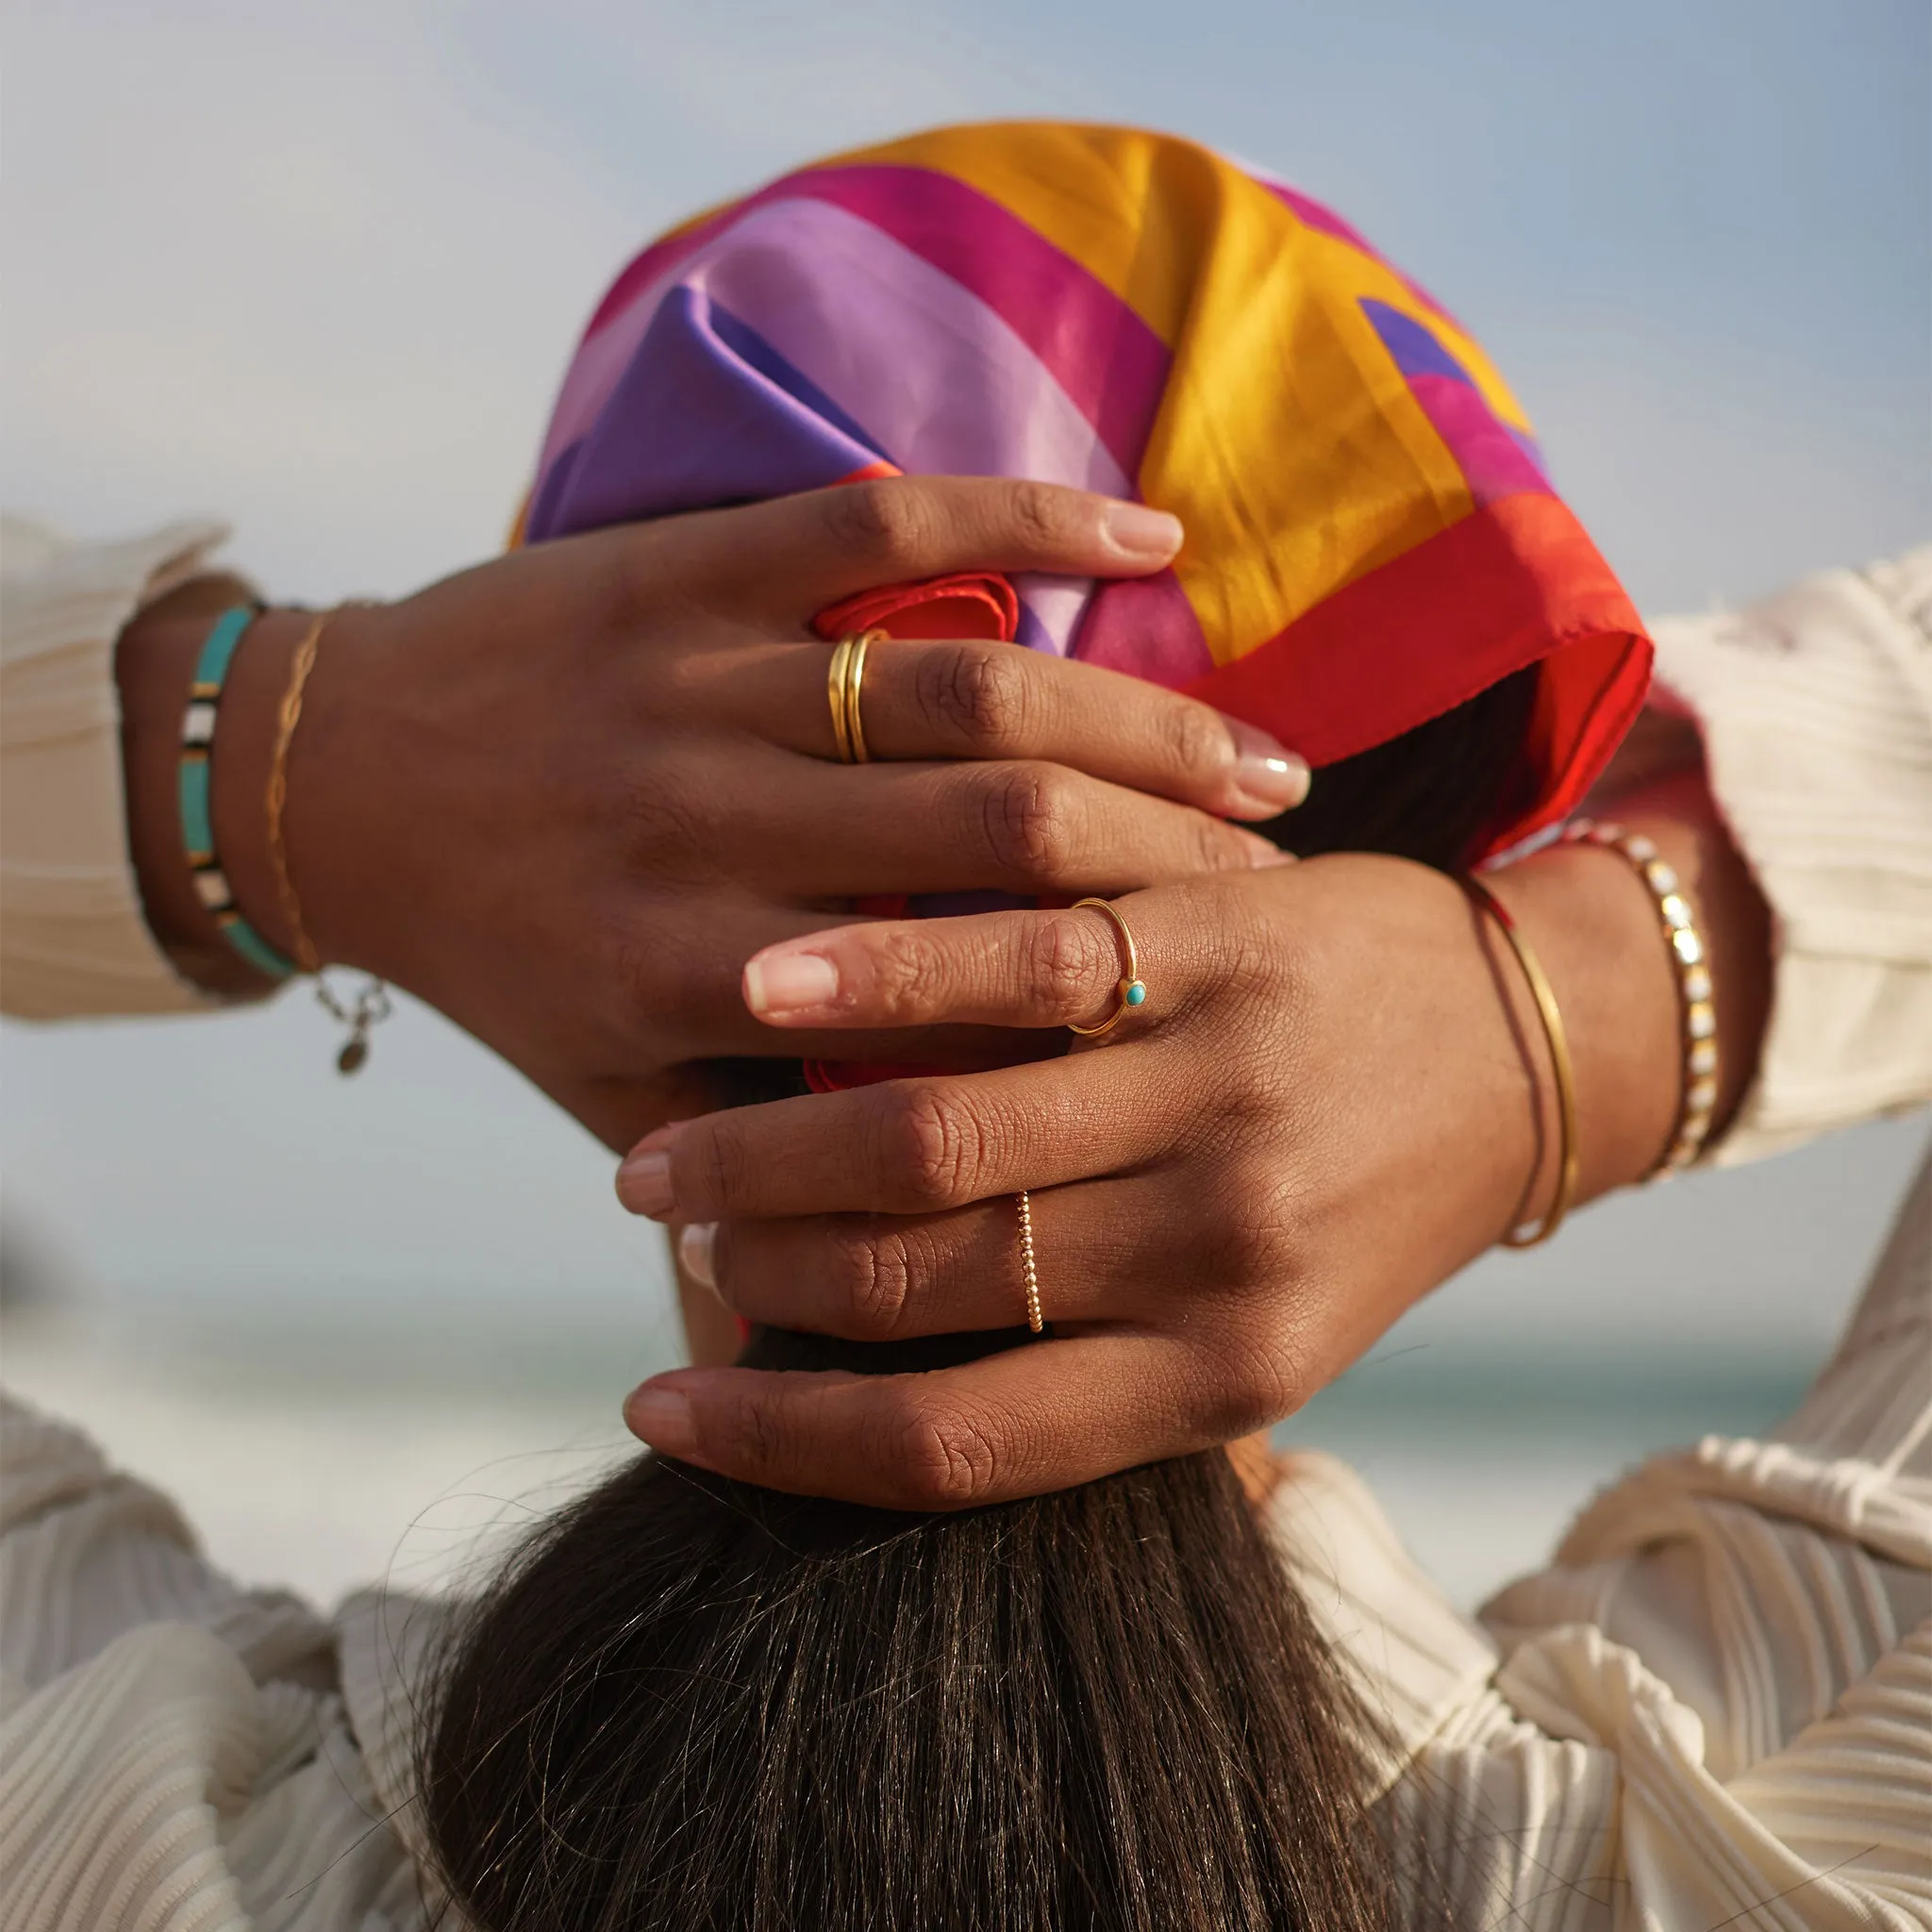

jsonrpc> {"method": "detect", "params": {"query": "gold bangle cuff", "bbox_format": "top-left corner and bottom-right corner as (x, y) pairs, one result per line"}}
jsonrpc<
(1463, 876), (1579, 1248)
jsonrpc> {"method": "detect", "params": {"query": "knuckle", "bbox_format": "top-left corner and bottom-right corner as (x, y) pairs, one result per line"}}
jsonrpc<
(981, 765), (1078, 884)
(1161, 700), (1228, 782)
(1219, 901), (1296, 1008)
(839, 1225), (917, 1339)
(859, 926), (937, 1023)
(1006, 479), (1073, 552)
(889, 1392), (1001, 1508)
(1024, 913), (1114, 1017)
(717, 1382), (788, 1474)
(877, 1084), (985, 1209)
(681, 1117), (755, 1214)
(824, 480), (931, 572)
(923, 644), (1034, 752)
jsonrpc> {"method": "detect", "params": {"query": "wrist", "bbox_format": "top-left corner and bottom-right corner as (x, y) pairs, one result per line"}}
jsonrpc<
(1483, 773), (1772, 1220)
(1485, 841), (1681, 1212)
(115, 594), (396, 995)
(116, 591), (302, 997)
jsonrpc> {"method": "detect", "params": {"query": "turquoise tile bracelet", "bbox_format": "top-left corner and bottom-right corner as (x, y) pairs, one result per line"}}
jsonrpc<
(178, 604), (298, 980)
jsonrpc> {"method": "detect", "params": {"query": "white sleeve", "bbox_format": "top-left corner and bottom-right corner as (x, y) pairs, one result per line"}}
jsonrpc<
(0, 515), (242, 1020)
(1649, 544), (1932, 1163)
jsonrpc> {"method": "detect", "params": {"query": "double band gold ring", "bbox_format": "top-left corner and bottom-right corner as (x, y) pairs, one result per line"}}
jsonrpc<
(1066, 896), (1149, 1039)
(826, 629), (886, 763)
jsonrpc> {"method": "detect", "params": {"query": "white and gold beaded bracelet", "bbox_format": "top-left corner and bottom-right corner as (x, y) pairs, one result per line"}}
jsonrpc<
(1559, 818), (1718, 1174)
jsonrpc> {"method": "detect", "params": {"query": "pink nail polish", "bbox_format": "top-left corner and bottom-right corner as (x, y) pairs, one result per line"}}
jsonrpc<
(625, 1385), (697, 1456)
(744, 950), (840, 1016)
(616, 1148), (675, 1219)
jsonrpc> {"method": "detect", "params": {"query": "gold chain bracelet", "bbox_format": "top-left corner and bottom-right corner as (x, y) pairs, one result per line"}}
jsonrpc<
(265, 604), (392, 1074)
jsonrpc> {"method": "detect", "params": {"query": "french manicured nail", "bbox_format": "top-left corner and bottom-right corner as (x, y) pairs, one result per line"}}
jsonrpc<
(625, 1385), (697, 1457)
(677, 1220), (718, 1291)
(1100, 503), (1184, 561)
(1226, 720), (1311, 814)
(616, 1149), (675, 1219)
(1245, 838), (1297, 868)
(744, 949), (840, 1018)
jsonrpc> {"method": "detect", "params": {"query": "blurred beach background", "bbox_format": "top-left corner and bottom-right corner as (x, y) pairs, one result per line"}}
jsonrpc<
(3, 0), (1927, 1615)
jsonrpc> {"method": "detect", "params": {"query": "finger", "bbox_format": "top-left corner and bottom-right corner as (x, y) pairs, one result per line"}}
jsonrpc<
(621, 1332), (1238, 1508)
(742, 901), (1163, 1034)
(736, 757), (1291, 899)
(623, 899), (1061, 1071)
(678, 1176), (1174, 1341)
(733, 636), (1307, 821)
(616, 1049), (1167, 1224)
(664, 477), (1182, 621)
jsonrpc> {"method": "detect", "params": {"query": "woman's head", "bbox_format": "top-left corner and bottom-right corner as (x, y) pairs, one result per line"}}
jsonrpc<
(423, 121), (1643, 1927)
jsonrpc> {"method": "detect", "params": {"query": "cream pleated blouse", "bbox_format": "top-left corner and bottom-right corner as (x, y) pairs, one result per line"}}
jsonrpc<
(2, 526), (1929, 1929)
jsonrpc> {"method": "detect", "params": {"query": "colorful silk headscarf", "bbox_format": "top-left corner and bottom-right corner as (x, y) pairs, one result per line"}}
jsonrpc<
(522, 121), (1651, 858)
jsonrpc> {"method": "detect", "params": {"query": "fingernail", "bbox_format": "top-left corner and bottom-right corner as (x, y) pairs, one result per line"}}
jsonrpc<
(625, 1384), (697, 1457)
(677, 1220), (718, 1291)
(1224, 718), (1310, 815)
(1233, 751), (1311, 814)
(744, 949), (840, 1017)
(1244, 834), (1297, 869)
(1100, 503), (1184, 562)
(616, 1149), (675, 1219)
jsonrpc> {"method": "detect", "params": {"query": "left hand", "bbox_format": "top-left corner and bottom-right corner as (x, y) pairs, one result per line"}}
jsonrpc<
(611, 841), (1707, 1507)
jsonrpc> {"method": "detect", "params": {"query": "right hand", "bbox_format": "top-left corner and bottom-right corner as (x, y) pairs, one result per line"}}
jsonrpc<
(127, 479), (1306, 1151)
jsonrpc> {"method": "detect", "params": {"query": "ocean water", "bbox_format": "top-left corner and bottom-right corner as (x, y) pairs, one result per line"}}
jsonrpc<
(0, 1295), (1816, 1615)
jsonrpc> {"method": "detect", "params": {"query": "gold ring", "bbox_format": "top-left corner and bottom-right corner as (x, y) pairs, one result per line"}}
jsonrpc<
(1016, 1189), (1043, 1333)
(1066, 896), (1148, 1039)
(826, 637), (855, 761)
(826, 628), (884, 764)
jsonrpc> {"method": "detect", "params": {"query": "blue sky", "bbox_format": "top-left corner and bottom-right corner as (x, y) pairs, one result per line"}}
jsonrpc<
(3, 0), (1926, 1351)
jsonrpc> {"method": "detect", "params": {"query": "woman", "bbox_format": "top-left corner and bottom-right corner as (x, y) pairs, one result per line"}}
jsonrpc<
(5, 124), (1929, 1928)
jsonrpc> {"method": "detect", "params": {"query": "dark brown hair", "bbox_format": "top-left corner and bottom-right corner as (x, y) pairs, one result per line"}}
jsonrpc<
(419, 673), (1534, 1930)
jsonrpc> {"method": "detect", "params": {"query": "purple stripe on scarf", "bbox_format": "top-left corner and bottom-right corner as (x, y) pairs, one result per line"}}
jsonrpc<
(544, 165), (1171, 490)
(526, 286), (882, 541)
(1360, 298), (1469, 383)
(679, 197), (1135, 498)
